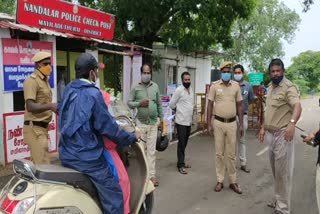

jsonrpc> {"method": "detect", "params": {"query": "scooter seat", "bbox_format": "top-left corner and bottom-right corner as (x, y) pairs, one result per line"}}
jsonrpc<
(35, 164), (98, 197)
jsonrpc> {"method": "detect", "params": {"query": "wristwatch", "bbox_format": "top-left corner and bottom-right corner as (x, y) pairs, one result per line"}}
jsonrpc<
(290, 119), (295, 124)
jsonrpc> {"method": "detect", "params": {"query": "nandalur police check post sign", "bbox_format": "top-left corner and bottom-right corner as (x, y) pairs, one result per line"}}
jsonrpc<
(16, 0), (116, 40)
(1, 39), (54, 92)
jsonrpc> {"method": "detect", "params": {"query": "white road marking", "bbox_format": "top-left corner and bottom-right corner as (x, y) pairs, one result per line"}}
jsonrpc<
(256, 146), (269, 156)
(297, 117), (303, 125)
(169, 130), (204, 145)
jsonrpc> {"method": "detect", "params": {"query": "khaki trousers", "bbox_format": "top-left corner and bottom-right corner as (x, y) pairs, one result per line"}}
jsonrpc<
(137, 123), (158, 178)
(214, 119), (237, 183)
(23, 124), (50, 164)
(265, 130), (294, 214)
(316, 165), (320, 214)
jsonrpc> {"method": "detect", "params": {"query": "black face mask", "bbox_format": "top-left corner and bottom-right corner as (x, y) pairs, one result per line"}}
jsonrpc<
(183, 82), (191, 89)
(271, 75), (284, 85)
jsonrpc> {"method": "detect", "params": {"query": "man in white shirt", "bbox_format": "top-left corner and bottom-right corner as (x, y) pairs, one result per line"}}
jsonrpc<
(169, 72), (194, 174)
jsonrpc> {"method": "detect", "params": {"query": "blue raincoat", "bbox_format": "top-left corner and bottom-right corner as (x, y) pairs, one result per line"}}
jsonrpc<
(58, 79), (136, 214)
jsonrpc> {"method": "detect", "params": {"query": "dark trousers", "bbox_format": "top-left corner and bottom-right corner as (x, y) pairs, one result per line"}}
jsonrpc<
(61, 157), (124, 214)
(176, 123), (191, 168)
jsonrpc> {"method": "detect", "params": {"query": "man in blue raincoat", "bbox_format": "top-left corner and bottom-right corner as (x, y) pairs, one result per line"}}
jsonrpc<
(58, 53), (139, 214)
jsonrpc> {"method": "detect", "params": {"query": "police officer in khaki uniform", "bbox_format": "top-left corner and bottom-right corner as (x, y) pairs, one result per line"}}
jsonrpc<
(207, 61), (244, 194)
(258, 59), (302, 214)
(23, 52), (57, 164)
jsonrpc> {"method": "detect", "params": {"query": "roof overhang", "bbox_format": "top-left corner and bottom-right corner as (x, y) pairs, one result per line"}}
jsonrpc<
(0, 13), (152, 52)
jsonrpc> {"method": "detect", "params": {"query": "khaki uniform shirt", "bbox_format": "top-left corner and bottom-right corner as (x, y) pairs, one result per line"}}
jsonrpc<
(264, 77), (300, 131)
(208, 80), (242, 118)
(23, 69), (52, 123)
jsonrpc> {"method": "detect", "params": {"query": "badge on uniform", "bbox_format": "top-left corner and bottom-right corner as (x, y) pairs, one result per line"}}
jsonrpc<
(243, 91), (248, 95)
(217, 89), (223, 95)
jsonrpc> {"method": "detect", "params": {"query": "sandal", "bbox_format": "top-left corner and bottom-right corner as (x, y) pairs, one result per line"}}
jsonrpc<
(178, 167), (188, 174)
(184, 164), (191, 168)
(150, 177), (159, 187)
(267, 201), (276, 209)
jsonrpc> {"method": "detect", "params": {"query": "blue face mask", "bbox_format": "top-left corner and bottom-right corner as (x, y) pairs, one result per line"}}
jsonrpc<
(221, 73), (231, 82)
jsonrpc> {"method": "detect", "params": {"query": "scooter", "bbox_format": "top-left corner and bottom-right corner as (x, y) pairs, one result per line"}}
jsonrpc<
(0, 99), (155, 214)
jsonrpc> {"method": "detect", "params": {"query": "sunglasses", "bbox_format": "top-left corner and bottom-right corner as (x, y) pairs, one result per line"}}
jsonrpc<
(42, 62), (51, 66)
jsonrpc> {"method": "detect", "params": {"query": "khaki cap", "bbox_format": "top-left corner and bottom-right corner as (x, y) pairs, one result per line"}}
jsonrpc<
(220, 61), (232, 70)
(31, 52), (51, 63)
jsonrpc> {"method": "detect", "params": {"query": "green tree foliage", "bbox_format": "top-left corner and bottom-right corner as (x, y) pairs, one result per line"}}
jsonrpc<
(71, 0), (256, 51)
(286, 51), (320, 94)
(220, 0), (300, 73)
(302, 0), (314, 12)
(0, 0), (16, 15)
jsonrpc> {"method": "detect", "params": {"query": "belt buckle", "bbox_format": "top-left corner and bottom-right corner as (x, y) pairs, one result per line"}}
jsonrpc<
(224, 118), (228, 123)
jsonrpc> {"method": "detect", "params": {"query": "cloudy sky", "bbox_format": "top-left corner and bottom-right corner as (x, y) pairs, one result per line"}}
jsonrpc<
(282, 0), (320, 67)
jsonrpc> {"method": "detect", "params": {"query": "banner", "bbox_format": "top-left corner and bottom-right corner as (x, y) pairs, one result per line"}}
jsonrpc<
(1, 38), (54, 92)
(3, 112), (58, 164)
(17, 0), (115, 40)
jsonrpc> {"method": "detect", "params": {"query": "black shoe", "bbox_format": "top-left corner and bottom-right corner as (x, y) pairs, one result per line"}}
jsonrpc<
(240, 165), (250, 173)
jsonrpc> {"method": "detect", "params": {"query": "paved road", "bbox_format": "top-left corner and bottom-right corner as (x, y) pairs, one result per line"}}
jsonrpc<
(153, 98), (319, 214)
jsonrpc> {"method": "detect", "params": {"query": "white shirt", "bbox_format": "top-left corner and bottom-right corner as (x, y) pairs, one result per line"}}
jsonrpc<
(169, 85), (194, 126)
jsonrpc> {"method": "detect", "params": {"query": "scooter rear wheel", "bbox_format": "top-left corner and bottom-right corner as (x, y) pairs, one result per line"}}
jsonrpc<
(139, 192), (154, 214)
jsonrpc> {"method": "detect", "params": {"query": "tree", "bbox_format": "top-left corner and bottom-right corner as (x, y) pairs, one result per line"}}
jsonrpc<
(286, 51), (320, 93)
(0, 0), (16, 15)
(302, 0), (314, 12)
(215, 0), (300, 73)
(72, 0), (256, 51)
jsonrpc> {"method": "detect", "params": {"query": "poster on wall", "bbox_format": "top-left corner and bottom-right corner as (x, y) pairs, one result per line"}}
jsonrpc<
(1, 38), (54, 92)
(3, 112), (58, 164)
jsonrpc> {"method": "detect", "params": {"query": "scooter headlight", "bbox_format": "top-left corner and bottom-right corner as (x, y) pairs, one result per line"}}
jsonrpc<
(12, 197), (34, 214)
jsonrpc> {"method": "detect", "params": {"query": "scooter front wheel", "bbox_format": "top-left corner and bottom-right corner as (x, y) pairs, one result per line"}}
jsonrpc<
(139, 192), (154, 214)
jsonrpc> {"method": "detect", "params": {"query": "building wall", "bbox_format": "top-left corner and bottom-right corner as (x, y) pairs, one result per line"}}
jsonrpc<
(153, 46), (212, 95)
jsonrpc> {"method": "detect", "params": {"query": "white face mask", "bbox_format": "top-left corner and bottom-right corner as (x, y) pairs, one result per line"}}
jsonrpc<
(234, 74), (243, 82)
(141, 74), (151, 83)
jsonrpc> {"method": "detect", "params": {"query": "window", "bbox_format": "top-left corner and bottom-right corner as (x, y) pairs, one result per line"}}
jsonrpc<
(168, 65), (177, 85)
(13, 91), (25, 111)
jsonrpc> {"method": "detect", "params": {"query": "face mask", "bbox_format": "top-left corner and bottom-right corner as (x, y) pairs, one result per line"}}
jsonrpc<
(221, 73), (231, 82)
(39, 65), (52, 76)
(183, 82), (191, 89)
(271, 75), (284, 85)
(234, 74), (243, 82)
(142, 74), (151, 83)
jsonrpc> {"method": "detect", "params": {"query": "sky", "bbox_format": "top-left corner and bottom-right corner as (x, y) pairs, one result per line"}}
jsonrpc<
(281, 0), (320, 67)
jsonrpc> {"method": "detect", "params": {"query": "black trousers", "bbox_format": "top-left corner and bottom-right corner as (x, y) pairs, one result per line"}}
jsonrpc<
(176, 123), (191, 168)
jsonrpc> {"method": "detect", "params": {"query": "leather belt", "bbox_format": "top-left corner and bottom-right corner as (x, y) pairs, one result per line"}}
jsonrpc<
(24, 121), (49, 129)
(214, 115), (236, 123)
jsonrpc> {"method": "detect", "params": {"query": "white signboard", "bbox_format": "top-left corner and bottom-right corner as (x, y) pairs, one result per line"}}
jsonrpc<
(3, 112), (57, 164)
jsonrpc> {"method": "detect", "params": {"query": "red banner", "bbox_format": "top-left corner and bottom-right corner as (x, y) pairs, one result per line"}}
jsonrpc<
(16, 0), (116, 40)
